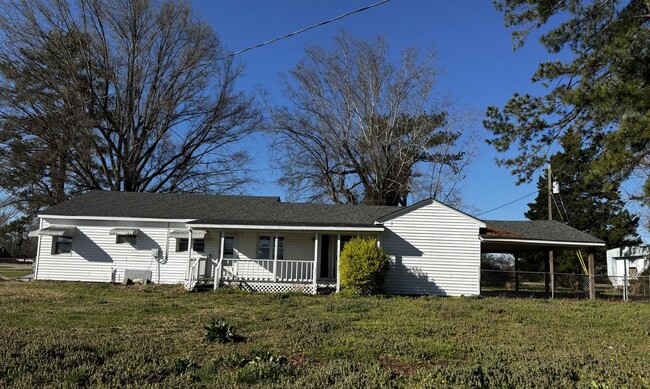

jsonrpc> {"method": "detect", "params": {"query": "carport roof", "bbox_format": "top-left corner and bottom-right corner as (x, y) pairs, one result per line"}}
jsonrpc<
(480, 220), (606, 252)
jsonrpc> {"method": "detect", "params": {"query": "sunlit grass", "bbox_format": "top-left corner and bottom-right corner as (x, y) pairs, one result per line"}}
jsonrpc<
(0, 264), (32, 279)
(1, 281), (649, 387)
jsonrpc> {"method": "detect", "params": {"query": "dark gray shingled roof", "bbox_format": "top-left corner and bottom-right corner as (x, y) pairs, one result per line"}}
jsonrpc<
(481, 220), (605, 244)
(41, 191), (398, 228)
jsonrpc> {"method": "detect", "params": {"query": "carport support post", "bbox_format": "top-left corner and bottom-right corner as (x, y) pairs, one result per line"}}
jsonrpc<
(544, 254), (550, 294)
(588, 252), (596, 300)
(549, 249), (555, 299)
(514, 253), (520, 291)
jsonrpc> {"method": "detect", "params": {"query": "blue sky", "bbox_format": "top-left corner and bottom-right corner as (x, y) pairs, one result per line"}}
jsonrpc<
(189, 1), (575, 221)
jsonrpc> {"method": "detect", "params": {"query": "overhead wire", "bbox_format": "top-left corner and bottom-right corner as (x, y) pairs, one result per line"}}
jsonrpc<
(476, 190), (538, 217)
(550, 167), (589, 275)
(1, 0), (391, 122)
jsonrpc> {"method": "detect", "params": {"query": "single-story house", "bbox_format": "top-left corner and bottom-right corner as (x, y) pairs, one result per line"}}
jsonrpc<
(30, 191), (605, 296)
(606, 246), (649, 287)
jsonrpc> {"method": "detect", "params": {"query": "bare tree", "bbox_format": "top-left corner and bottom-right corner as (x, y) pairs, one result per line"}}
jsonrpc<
(269, 31), (474, 206)
(0, 0), (259, 218)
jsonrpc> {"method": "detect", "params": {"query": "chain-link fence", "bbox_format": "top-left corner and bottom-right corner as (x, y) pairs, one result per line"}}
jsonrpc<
(481, 269), (650, 301)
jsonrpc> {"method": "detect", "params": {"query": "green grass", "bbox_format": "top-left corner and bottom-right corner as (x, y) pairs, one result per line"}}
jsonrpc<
(0, 263), (32, 279)
(1, 281), (649, 387)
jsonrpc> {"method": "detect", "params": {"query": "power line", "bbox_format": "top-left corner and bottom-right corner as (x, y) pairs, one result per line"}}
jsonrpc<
(476, 190), (538, 217)
(216, 0), (391, 61)
(2, 0), (391, 121)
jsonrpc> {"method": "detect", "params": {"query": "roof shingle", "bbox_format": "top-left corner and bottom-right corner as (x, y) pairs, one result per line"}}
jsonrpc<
(41, 191), (398, 227)
(481, 220), (605, 244)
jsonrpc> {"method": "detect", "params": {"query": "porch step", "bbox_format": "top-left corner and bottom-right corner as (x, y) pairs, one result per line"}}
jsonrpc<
(316, 286), (336, 295)
(191, 282), (215, 293)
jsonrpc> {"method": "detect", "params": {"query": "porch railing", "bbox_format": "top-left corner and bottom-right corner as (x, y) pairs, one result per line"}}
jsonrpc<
(220, 258), (314, 283)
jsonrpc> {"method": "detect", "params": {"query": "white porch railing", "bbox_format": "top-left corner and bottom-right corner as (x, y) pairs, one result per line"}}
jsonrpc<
(220, 258), (314, 283)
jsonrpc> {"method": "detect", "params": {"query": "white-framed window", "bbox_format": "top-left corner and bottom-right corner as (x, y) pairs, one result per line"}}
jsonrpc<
(257, 235), (284, 260)
(53, 236), (72, 254)
(176, 238), (205, 253)
(116, 235), (137, 245)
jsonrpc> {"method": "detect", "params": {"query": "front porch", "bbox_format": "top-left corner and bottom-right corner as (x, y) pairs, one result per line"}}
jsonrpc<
(182, 228), (377, 293)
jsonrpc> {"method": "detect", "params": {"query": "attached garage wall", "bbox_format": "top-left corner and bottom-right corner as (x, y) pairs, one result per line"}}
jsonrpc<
(381, 201), (483, 296)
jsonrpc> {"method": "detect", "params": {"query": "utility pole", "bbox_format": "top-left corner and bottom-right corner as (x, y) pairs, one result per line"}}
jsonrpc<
(547, 164), (555, 299)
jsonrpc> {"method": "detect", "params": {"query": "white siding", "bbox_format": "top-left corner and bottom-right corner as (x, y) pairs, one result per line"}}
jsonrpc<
(35, 222), (318, 284)
(36, 219), (190, 284)
(381, 202), (483, 296)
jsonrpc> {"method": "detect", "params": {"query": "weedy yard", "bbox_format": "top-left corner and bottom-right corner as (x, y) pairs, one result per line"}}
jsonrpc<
(1, 281), (649, 388)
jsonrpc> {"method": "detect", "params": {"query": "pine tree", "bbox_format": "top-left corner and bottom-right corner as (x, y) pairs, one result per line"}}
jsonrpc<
(523, 132), (641, 273)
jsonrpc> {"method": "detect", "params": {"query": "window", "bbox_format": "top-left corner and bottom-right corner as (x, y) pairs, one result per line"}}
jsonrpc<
(629, 267), (638, 277)
(223, 236), (235, 258)
(193, 239), (205, 253)
(176, 238), (205, 252)
(116, 235), (137, 245)
(257, 235), (284, 259)
(54, 236), (72, 254)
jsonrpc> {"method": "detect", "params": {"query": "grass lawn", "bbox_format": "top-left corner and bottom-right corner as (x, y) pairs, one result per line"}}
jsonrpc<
(1, 281), (649, 388)
(0, 263), (32, 279)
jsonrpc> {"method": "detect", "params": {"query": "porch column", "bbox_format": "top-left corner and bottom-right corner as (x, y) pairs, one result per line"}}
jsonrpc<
(273, 234), (279, 281)
(186, 228), (194, 283)
(312, 233), (319, 294)
(215, 231), (225, 290)
(336, 233), (341, 292)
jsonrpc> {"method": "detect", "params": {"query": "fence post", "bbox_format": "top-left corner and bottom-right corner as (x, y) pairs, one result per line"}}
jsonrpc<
(623, 258), (628, 302)
(588, 253), (595, 300)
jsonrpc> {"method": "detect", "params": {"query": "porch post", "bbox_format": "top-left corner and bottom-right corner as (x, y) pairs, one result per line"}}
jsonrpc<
(215, 231), (225, 290)
(273, 234), (279, 281)
(312, 233), (319, 294)
(336, 233), (341, 292)
(186, 228), (194, 282)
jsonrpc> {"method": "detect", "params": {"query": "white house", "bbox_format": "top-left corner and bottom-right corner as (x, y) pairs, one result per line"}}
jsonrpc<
(606, 246), (650, 287)
(30, 191), (605, 296)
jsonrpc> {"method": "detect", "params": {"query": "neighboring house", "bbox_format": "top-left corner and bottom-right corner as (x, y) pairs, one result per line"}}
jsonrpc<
(30, 191), (605, 296)
(0, 245), (12, 259)
(606, 246), (650, 287)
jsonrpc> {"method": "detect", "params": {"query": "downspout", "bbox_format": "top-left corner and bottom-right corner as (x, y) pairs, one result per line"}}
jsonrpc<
(160, 222), (170, 284)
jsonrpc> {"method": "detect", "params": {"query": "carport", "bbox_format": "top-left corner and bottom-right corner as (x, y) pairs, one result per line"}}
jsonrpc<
(480, 220), (607, 299)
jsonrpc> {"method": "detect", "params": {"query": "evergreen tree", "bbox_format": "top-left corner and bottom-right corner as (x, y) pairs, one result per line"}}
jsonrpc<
(485, 0), (650, 226)
(523, 132), (641, 273)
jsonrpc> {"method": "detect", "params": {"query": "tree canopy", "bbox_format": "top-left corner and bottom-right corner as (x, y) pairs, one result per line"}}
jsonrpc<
(269, 31), (475, 207)
(0, 0), (259, 219)
(485, 0), (650, 213)
(524, 131), (641, 273)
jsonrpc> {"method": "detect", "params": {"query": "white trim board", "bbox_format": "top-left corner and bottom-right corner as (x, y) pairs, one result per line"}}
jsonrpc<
(187, 224), (385, 232)
(480, 237), (606, 247)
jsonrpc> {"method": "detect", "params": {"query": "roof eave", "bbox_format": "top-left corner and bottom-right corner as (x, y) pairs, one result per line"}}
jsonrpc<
(480, 237), (606, 247)
(186, 223), (385, 232)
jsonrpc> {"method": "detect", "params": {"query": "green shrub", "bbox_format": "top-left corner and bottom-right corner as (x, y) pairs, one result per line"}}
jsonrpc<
(203, 318), (244, 344)
(339, 237), (390, 295)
